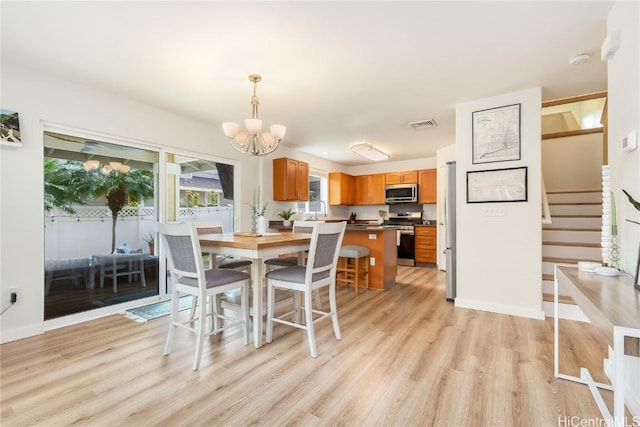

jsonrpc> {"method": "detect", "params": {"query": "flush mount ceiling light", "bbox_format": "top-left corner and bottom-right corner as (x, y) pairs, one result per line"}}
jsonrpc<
(568, 53), (591, 65)
(222, 74), (286, 156)
(350, 143), (390, 161)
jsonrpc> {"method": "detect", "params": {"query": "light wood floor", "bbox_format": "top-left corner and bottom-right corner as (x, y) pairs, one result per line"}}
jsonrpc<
(1, 266), (614, 426)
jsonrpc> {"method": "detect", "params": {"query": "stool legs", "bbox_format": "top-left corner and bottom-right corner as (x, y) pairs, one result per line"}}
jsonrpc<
(337, 256), (369, 293)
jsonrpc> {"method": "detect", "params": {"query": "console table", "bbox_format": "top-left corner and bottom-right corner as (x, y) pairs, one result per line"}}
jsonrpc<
(554, 266), (640, 426)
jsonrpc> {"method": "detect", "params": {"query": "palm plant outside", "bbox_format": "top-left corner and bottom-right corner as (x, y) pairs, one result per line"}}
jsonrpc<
(44, 158), (154, 252)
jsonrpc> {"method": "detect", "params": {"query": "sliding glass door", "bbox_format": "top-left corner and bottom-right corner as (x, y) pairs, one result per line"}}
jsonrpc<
(43, 131), (160, 320)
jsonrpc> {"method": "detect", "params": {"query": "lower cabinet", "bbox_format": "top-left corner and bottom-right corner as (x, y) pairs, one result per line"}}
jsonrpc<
(415, 226), (436, 264)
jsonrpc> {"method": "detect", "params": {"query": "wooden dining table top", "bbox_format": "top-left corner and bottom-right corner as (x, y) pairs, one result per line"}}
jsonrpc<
(198, 232), (312, 250)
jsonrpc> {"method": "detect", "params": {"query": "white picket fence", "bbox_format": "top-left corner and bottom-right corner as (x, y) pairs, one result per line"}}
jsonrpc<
(44, 205), (233, 260)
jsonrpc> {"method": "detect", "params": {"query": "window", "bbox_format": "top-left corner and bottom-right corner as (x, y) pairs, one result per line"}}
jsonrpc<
(297, 172), (328, 217)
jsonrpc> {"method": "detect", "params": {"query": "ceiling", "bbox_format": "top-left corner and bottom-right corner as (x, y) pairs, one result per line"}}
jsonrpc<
(1, 1), (613, 166)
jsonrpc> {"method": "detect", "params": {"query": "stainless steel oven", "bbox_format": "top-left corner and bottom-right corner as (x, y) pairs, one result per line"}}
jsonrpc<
(387, 212), (422, 266)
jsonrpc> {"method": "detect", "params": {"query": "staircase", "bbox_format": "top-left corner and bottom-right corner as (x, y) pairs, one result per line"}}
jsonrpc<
(542, 190), (602, 320)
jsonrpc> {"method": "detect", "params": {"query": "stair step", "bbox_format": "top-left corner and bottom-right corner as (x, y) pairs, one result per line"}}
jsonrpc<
(542, 230), (601, 244)
(542, 293), (576, 305)
(546, 191), (602, 204)
(542, 241), (601, 248)
(542, 256), (601, 264)
(542, 244), (602, 259)
(542, 274), (554, 281)
(549, 204), (603, 215)
(542, 227), (600, 232)
(543, 216), (602, 230)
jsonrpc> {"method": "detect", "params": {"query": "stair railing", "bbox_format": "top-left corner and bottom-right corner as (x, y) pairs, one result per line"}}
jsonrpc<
(542, 176), (552, 225)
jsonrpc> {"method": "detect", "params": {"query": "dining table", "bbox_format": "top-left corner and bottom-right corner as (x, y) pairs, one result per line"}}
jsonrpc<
(199, 231), (312, 348)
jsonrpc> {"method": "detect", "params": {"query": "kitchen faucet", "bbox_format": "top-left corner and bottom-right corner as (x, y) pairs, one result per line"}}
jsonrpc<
(314, 200), (327, 220)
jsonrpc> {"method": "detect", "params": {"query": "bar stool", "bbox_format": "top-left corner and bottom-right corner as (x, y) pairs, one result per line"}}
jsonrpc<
(336, 245), (370, 293)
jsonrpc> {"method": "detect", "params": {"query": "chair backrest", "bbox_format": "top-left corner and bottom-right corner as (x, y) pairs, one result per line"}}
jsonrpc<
(159, 222), (206, 293)
(304, 222), (346, 285)
(194, 220), (224, 235)
(292, 220), (324, 234)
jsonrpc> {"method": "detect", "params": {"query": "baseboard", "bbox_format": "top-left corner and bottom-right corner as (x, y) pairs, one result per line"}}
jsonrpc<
(454, 298), (545, 320)
(0, 323), (44, 344)
(542, 301), (590, 322)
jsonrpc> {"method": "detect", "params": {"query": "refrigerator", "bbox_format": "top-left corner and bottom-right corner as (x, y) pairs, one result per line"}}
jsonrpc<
(445, 161), (456, 302)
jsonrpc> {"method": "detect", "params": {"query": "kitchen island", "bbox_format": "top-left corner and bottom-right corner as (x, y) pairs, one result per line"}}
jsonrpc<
(342, 226), (397, 289)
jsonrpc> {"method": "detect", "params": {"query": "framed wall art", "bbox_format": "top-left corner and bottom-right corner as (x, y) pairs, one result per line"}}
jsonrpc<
(467, 166), (527, 203)
(1, 109), (22, 147)
(472, 103), (520, 164)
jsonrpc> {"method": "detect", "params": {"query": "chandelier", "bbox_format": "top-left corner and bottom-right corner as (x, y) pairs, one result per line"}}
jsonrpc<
(222, 74), (286, 156)
(83, 160), (130, 173)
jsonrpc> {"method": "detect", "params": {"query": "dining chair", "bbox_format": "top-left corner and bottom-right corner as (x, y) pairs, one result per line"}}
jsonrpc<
(265, 221), (346, 358)
(264, 220), (323, 309)
(159, 222), (250, 370)
(190, 221), (252, 323)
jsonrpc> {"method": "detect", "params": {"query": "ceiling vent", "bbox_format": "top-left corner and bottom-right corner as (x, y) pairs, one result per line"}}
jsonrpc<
(408, 119), (437, 130)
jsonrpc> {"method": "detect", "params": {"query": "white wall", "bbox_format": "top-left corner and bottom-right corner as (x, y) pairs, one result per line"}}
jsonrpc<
(454, 87), (543, 319)
(542, 133), (603, 192)
(605, 0), (639, 416)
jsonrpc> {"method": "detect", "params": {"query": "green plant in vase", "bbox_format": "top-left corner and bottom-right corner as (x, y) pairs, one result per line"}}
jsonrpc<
(278, 208), (296, 226)
(249, 187), (268, 233)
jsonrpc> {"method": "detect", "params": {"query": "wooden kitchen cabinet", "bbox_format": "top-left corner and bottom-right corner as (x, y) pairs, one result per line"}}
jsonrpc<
(328, 172), (355, 205)
(415, 226), (437, 264)
(385, 170), (418, 185)
(273, 157), (309, 201)
(418, 168), (437, 204)
(355, 173), (385, 205)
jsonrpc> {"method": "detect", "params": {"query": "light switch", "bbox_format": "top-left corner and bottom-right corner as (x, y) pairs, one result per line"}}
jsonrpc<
(368, 234), (377, 240)
(484, 206), (506, 216)
(370, 257), (375, 266)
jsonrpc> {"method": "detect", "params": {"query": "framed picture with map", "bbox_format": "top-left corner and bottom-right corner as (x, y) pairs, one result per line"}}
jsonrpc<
(472, 103), (520, 164)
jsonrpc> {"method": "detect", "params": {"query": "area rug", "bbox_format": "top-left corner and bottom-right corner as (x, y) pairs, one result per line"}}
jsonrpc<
(123, 295), (193, 323)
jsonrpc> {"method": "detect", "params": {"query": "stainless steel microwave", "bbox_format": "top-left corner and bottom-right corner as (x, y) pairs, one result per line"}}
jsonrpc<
(385, 183), (418, 204)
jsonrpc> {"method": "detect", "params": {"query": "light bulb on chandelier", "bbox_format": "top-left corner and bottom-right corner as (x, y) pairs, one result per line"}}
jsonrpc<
(222, 74), (286, 156)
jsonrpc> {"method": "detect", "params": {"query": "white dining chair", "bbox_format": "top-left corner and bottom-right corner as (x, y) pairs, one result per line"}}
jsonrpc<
(265, 221), (346, 358)
(264, 220), (323, 309)
(160, 222), (250, 370)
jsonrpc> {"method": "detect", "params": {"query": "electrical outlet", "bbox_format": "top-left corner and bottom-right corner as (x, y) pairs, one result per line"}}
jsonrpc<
(370, 257), (376, 266)
(8, 287), (20, 304)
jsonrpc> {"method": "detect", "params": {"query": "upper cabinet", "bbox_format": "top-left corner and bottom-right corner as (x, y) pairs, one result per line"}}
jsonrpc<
(328, 172), (355, 205)
(273, 157), (309, 201)
(355, 174), (385, 205)
(418, 168), (437, 204)
(385, 170), (418, 185)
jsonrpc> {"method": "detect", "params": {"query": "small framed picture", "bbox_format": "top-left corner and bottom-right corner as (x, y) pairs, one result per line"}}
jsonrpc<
(1, 109), (22, 147)
(467, 166), (527, 203)
(472, 103), (520, 164)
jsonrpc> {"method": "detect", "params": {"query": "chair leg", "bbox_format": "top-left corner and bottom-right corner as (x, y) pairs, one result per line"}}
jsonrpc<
(241, 283), (250, 345)
(365, 256), (370, 289)
(329, 281), (342, 340)
(163, 290), (180, 356)
(193, 295), (207, 370)
(355, 257), (360, 294)
(305, 290), (317, 358)
(189, 296), (198, 320)
(313, 289), (322, 309)
(266, 281), (275, 343)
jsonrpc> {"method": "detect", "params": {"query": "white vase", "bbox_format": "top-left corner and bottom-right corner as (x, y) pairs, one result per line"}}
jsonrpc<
(283, 219), (291, 227)
(257, 216), (267, 234)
